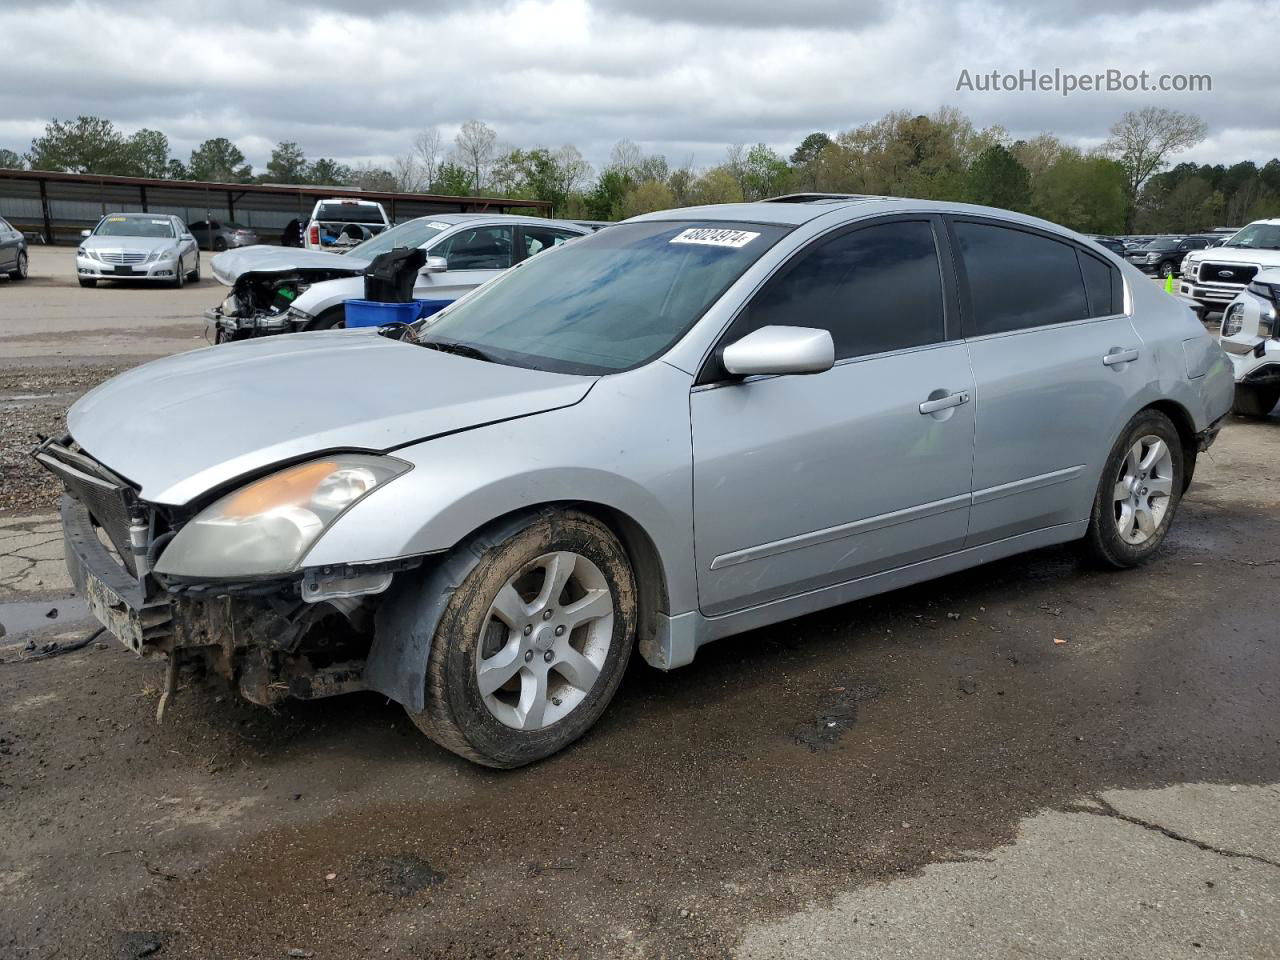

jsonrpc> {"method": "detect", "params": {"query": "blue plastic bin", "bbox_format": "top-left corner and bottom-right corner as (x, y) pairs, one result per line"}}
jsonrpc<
(343, 299), (452, 329)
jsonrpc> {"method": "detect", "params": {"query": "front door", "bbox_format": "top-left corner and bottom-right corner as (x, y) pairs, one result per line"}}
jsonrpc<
(417, 224), (515, 301)
(691, 217), (976, 617)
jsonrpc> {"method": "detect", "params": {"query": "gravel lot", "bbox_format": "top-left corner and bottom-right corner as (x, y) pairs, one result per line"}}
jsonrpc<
(1, 247), (1278, 960)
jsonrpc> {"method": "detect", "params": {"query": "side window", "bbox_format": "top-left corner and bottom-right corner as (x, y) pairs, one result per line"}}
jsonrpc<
(1078, 251), (1118, 318)
(954, 221), (1088, 335)
(521, 227), (579, 259)
(437, 226), (514, 270)
(730, 220), (946, 362)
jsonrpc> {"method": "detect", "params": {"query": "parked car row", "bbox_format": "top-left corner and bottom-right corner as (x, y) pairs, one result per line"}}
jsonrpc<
(35, 195), (1235, 769)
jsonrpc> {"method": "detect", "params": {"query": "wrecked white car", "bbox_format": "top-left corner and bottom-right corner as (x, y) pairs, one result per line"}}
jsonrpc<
(205, 215), (587, 340)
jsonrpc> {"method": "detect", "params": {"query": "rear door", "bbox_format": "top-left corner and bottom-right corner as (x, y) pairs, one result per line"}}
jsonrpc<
(950, 217), (1141, 546)
(690, 215), (976, 616)
(517, 225), (583, 262)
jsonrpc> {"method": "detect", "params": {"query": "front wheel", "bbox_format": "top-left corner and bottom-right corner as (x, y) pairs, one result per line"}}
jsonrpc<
(409, 511), (637, 768)
(1233, 384), (1280, 418)
(188, 256), (201, 282)
(304, 306), (345, 331)
(1081, 409), (1184, 568)
(1159, 261), (1175, 278)
(172, 259), (185, 289)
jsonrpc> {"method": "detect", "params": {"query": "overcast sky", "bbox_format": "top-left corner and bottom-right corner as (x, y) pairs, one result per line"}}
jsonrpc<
(0, 0), (1272, 175)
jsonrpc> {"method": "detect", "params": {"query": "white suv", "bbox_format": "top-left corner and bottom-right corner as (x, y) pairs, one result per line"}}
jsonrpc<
(1218, 265), (1280, 417)
(1180, 219), (1280, 312)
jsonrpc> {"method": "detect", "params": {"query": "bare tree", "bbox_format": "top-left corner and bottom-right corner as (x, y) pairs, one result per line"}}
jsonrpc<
(608, 139), (644, 178)
(391, 153), (424, 192)
(1101, 107), (1208, 231)
(453, 119), (497, 192)
(552, 145), (592, 196)
(413, 127), (443, 189)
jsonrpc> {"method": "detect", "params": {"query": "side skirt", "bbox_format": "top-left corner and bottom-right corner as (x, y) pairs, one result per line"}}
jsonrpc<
(644, 520), (1089, 671)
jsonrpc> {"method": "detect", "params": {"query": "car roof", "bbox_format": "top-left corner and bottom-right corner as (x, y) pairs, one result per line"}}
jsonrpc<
(627, 196), (1099, 239)
(102, 212), (175, 218)
(408, 213), (589, 231)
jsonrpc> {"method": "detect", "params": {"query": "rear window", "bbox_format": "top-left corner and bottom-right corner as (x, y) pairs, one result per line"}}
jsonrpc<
(316, 203), (385, 224)
(1079, 251), (1118, 317)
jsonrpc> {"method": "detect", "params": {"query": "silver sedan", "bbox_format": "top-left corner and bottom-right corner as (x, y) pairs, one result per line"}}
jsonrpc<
(76, 212), (200, 288)
(39, 196), (1233, 767)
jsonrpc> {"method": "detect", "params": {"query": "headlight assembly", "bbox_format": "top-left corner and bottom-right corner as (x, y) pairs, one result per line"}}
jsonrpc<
(154, 455), (410, 578)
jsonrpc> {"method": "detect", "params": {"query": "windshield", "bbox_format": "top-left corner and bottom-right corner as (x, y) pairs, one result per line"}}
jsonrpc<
(316, 202), (384, 224)
(94, 216), (174, 238)
(1224, 223), (1280, 251)
(348, 218), (449, 259)
(412, 219), (790, 375)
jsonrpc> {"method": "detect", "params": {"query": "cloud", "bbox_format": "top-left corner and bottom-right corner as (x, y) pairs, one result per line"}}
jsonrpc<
(0, 0), (1272, 173)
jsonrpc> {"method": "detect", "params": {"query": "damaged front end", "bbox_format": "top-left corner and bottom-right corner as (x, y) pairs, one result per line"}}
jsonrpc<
(205, 268), (353, 342)
(34, 437), (420, 718)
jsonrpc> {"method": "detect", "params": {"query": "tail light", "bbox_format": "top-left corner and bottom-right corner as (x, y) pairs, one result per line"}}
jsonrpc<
(308, 224), (319, 246)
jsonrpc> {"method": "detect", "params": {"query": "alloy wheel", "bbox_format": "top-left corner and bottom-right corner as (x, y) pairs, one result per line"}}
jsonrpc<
(475, 550), (615, 730)
(1112, 434), (1175, 545)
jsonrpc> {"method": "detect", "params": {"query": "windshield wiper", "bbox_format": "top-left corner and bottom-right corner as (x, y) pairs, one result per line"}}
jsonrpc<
(418, 337), (495, 363)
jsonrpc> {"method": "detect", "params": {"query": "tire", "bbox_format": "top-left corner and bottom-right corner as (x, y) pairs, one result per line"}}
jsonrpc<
(172, 258), (185, 289)
(9, 250), (27, 281)
(1233, 384), (1280, 418)
(305, 306), (345, 331)
(213, 237), (228, 252)
(78, 277), (97, 288)
(408, 510), (637, 768)
(188, 256), (200, 282)
(1081, 409), (1184, 569)
(1159, 261), (1175, 279)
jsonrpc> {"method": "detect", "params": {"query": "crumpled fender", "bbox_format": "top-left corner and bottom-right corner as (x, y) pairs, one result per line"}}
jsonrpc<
(366, 509), (544, 712)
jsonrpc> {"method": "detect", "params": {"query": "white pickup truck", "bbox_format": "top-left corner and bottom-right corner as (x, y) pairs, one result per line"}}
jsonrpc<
(303, 197), (391, 251)
(1179, 218), (1280, 312)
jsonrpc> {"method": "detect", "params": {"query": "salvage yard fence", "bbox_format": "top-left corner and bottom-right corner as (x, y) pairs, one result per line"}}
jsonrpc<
(0, 168), (552, 245)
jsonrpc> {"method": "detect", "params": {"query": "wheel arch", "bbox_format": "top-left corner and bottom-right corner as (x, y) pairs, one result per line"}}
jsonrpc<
(1143, 398), (1198, 492)
(367, 500), (674, 712)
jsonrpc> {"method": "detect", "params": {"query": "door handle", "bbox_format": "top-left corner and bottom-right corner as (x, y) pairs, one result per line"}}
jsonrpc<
(1103, 348), (1140, 366)
(918, 390), (971, 415)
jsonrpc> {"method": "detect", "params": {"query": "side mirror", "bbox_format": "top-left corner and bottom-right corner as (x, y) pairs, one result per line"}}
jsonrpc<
(421, 255), (448, 274)
(721, 325), (835, 377)
(80, 229), (92, 238)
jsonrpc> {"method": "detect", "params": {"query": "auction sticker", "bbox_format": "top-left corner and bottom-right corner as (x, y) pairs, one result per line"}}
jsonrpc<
(670, 227), (759, 248)
(427, 221), (451, 230)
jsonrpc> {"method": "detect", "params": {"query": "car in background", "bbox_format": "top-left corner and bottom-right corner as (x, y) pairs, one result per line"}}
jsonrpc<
(189, 219), (260, 251)
(1217, 265), (1280, 417)
(75, 213), (200, 289)
(39, 197), (1232, 767)
(302, 198), (390, 251)
(1180, 218), (1280, 312)
(206, 214), (588, 340)
(0, 216), (27, 281)
(1125, 235), (1213, 278)
(1088, 235), (1127, 257)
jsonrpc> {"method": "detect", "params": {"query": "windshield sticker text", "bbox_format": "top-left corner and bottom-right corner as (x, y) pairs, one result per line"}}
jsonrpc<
(670, 228), (760, 248)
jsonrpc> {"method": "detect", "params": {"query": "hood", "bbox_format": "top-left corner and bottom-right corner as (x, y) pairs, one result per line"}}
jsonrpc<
(82, 235), (178, 254)
(68, 332), (596, 506)
(211, 245), (371, 286)
(1187, 246), (1280, 267)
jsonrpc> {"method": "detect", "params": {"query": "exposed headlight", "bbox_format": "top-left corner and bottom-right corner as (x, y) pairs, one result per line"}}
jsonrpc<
(154, 455), (410, 578)
(285, 305), (315, 326)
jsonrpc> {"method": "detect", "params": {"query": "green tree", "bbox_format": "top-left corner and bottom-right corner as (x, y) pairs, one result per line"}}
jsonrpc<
(689, 167), (744, 205)
(1031, 151), (1128, 234)
(1100, 107), (1208, 232)
(188, 138), (252, 182)
(122, 128), (172, 178)
(433, 161), (474, 196)
(166, 158), (189, 180)
(0, 148), (23, 169)
(26, 116), (127, 174)
(790, 132), (832, 191)
(265, 141), (308, 183)
(622, 180), (676, 217)
(964, 144), (1031, 212)
(584, 168), (631, 220)
(307, 157), (352, 186)
(740, 143), (790, 200)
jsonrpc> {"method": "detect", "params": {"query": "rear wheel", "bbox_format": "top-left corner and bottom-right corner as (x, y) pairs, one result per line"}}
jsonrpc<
(1233, 384), (1280, 418)
(408, 510), (637, 768)
(1081, 409), (1184, 569)
(78, 277), (97, 288)
(10, 250), (27, 281)
(213, 237), (228, 252)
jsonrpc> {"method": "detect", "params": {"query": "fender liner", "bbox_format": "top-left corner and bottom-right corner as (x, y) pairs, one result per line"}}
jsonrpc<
(365, 510), (545, 713)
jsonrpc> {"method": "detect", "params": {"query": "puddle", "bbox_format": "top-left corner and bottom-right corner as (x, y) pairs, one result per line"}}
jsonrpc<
(0, 597), (91, 637)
